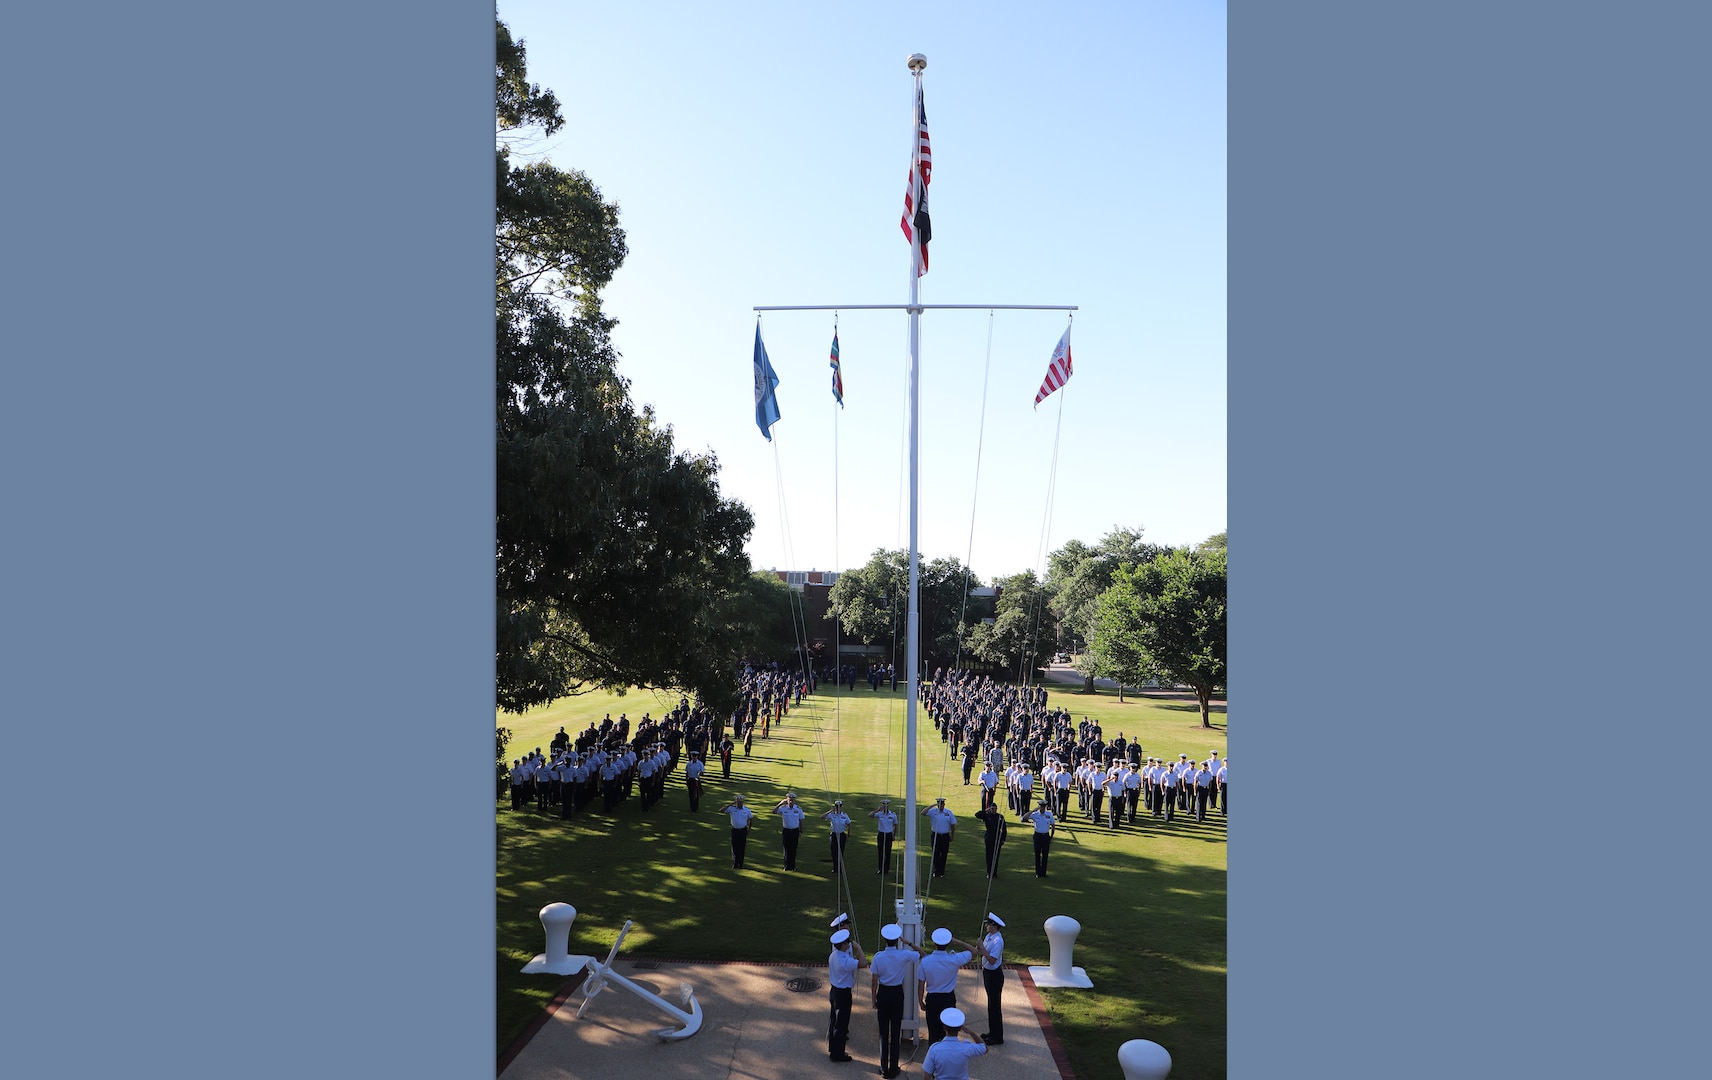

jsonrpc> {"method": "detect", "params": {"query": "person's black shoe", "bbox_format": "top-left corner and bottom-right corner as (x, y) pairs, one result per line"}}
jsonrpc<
(830, 1053), (854, 1062)
(981, 1035), (1003, 1045)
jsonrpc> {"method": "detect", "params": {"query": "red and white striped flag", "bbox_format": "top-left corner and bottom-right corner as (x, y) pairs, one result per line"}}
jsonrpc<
(901, 84), (932, 275)
(1034, 326), (1073, 407)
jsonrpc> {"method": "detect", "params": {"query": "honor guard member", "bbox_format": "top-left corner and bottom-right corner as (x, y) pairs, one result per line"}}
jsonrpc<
(870, 924), (927, 1079)
(973, 801), (1007, 879)
(1025, 805), (1057, 877)
(718, 733), (734, 778)
(918, 928), (977, 1045)
(684, 751), (705, 811)
(719, 795), (755, 869)
(978, 914), (1006, 1045)
(1054, 764), (1073, 816)
(923, 798), (957, 879)
(1217, 758), (1228, 816)
(868, 798), (898, 875)
(1123, 761), (1142, 822)
(775, 792), (807, 871)
(826, 927), (868, 1061)
(823, 800), (852, 875)
(1176, 754), (1193, 811)
(1086, 760), (1105, 823)
(920, 1007), (988, 1080)
(1208, 751), (1223, 810)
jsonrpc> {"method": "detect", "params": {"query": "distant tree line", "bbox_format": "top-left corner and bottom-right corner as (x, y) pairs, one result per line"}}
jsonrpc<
(826, 528), (1226, 727)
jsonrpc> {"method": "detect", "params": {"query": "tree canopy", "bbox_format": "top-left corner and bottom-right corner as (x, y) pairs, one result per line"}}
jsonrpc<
(495, 20), (757, 714)
(826, 549), (987, 673)
(1090, 547), (1227, 727)
(965, 569), (1059, 678)
(1046, 526), (1171, 690)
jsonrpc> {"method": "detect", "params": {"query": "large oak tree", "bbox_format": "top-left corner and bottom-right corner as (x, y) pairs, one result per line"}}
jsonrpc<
(1091, 547), (1227, 727)
(495, 21), (755, 714)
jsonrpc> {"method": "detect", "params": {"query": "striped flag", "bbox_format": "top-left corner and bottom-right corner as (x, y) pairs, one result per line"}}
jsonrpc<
(901, 84), (932, 275)
(1034, 325), (1073, 407)
(829, 329), (844, 407)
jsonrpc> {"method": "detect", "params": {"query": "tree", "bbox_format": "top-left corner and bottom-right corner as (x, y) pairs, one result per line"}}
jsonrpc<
(495, 20), (756, 714)
(1091, 548), (1227, 727)
(966, 570), (1059, 679)
(826, 550), (987, 673)
(1046, 526), (1170, 691)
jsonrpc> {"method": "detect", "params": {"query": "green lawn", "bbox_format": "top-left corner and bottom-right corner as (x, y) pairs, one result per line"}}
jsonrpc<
(497, 681), (1226, 1079)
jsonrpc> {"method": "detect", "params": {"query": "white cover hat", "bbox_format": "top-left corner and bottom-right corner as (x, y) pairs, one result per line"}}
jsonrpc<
(931, 928), (952, 945)
(940, 1007), (966, 1028)
(986, 912), (1005, 927)
(830, 929), (851, 945)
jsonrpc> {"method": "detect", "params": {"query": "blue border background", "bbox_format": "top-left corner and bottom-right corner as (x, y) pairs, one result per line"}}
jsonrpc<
(8, 2), (1712, 1077)
(1232, 2), (1712, 1077)
(4, 3), (493, 1077)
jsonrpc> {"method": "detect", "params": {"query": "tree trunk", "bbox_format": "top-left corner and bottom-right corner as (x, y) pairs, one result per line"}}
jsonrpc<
(1083, 673), (1095, 694)
(1198, 687), (1212, 728)
(1118, 683), (1125, 702)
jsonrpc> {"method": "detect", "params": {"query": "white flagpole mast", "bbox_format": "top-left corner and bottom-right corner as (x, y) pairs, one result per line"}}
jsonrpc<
(747, 56), (1075, 1041)
(901, 52), (926, 968)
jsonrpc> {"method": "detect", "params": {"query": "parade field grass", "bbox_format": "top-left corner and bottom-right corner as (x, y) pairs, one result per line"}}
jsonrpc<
(497, 683), (1227, 1080)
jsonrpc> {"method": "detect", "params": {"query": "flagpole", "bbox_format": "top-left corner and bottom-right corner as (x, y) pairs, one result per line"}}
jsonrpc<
(901, 50), (926, 1034)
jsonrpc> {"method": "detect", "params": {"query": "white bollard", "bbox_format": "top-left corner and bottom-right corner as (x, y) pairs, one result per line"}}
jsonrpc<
(1117, 1039), (1172, 1080)
(521, 902), (594, 975)
(1026, 914), (1094, 988)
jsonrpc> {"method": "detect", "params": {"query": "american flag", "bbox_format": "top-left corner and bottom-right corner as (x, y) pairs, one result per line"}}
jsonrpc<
(901, 84), (931, 275)
(1034, 325), (1073, 407)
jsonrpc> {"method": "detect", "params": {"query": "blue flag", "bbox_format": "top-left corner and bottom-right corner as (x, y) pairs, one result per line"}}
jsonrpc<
(753, 325), (781, 440)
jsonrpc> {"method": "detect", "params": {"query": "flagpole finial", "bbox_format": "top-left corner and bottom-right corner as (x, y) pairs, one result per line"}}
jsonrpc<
(907, 53), (927, 73)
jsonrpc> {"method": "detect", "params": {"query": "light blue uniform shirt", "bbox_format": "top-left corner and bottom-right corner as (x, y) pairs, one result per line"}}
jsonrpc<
(921, 1037), (987, 1079)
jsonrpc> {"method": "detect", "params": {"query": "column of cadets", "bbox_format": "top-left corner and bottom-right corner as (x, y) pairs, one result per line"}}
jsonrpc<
(922, 667), (1229, 846)
(504, 661), (1228, 867)
(504, 662), (813, 819)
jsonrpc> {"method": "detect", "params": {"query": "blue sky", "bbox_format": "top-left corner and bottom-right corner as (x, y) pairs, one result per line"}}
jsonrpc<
(499, 1), (1225, 583)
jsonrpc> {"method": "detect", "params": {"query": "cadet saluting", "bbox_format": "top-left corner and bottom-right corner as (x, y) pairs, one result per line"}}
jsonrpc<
(867, 798), (898, 875)
(870, 923), (927, 1079)
(774, 792), (807, 871)
(826, 926), (867, 1062)
(718, 795), (754, 869)
(822, 799), (851, 875)
(918, 927), (980, 1046)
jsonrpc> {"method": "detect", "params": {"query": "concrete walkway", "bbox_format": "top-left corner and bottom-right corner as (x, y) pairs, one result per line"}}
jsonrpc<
(499, 959), (1074, 1080)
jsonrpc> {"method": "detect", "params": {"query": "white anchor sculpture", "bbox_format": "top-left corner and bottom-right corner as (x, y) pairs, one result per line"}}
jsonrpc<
(574, 918), (703, 1040)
